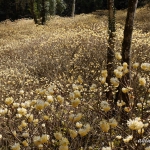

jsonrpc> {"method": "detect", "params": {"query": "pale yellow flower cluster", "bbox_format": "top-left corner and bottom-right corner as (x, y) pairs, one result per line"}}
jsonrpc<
(127, 117), (144, 130)
(110, 77), (119, 87)
(100, 101), (111, 112)
(102, 147), (112, 150)
(5, 97), (14, 105)
(141, 63), (150, 71)
(100, 70), (107, 84)
(115, 52), (122, 60)
(100, 118), (118, 132)
(33, 134), (49, 148)
(123, 135), (133, 143)
(11, 143), (20, 150)
(78, 123), (91, 137)
(69, 113), (82, 122)
(139, 77), (146, 86)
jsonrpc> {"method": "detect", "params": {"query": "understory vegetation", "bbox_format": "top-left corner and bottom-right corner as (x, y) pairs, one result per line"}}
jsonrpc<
(0, 6), (150, 150)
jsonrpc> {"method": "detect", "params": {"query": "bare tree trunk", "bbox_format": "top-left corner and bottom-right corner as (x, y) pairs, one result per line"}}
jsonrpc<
(120, 0), (138, 123)
(41, 0), (46, 25)
(72, 0), (76, 17)
(29, 0), (38, 24)
(106, 0), (115, 101)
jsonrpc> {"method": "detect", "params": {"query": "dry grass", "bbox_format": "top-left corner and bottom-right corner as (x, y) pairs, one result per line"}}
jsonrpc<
(0, 7), (150, 150)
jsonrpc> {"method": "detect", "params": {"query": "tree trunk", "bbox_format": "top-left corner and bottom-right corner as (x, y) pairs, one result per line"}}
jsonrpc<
(29, 0), (38, 24)
(72, 0), (76, 17)
(106, 0), (115, 101)
(120, 0), (138, 123)
(41, 0), (46, 25)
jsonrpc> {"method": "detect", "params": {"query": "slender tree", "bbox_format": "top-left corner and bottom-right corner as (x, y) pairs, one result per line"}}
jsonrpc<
(72, 0), (75, 17)
(41, 0), (46, 24)
(117, 0), (138, 124)
(28, 0), (38, 24)
(106, 0), (115, 101)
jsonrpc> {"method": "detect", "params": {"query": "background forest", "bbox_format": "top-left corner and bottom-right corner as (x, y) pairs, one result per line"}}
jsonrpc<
(0, 0), (150, 21)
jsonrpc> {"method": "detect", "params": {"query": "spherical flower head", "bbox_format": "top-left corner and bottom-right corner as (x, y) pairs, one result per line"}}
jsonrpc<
(47, 95), (53, 103)
(110, 77), (119, 87)
(139, 77), (146, 86)
(43, 115), (49, 120)
(123, 135), (133, 143)
(133, 62), (139, 69)
(116, 135), (122, 140)
(117, 66), (123, 71)
(26, 114), (34, 122)
(78, 128), (88, 137)
(22, 140), (29, 147)
(71, 98), (81, 107)
(69, 114), (75, 122)
(57, 95), (64, 104)
(122, 88), (129, 93)
(21, 120), (28, 128)
(145, 146), (150, 150)
(22, 132), (29, 138)
(109, 118), (118, 128)
(141, 63), (150, 71)
(13, 102), (20, 108)
(54, 132), (62, 140)
(72, 84), (78, 90)
(11, 143), (20, 150)
(33, 119), (39, 126)
(74, 90), (81, 98)
(59, 145), (68, 150)
(69, 92), (74, 100)
(19, 89), (24, 95)
(100, 101), (111, 112)
(123, 62), (128, 68)
(124, 107), (131, 112)
(138, 128), (144, 134)
(90, 84), (97, 91)
(100, 119), (110, 132)
(0, 108), (8, 115)
(59, 137), (69, 146)
(101, 70), (108, 77)
(69, 129), (78, 138)
(143, 123), (149, 128)
(77, 75), (83, 84)
(137, 103), (142, 108)
(40, 134), (49, 143)
(17, 107), (27, 116)
(114, 69), (123, 78)
(74, 113), (82, 122)
(100, 77), (106, 84)
(115, 52), (122, 60)
(102, 147), (111, 150)
(5, 97), (14, 105)
(33, 136), (41, 146)
(76, 122), (83, 128)
(127, 118), (144, 130)
(84, 123), (91, 132)
(35, 100), (45, 110)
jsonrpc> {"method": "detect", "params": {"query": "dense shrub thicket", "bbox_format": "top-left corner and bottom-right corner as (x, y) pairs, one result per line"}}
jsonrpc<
(0, 6), (150, 149)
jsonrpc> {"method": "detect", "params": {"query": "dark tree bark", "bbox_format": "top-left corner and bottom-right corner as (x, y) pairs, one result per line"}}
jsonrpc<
(106, 0), (115, 101)
(29, 0), (38, 24)
(119, 0), (138, 124)
(41, 0), (46, 25)
(72, 0), (76, 17)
